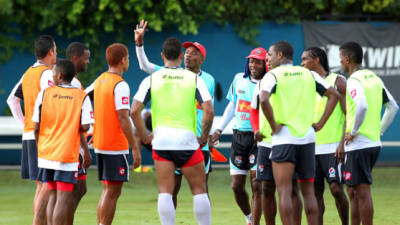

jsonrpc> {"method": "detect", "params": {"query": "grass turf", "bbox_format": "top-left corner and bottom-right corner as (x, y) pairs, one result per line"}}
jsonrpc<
(0, 167), (399, 225)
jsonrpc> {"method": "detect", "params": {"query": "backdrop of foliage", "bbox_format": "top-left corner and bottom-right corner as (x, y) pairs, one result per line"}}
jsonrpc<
(1, 0), (399, 85)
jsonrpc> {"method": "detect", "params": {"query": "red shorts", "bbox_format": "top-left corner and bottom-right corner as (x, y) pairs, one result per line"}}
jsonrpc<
(152, 148), (204, 168)
(47, 181), (75, 192)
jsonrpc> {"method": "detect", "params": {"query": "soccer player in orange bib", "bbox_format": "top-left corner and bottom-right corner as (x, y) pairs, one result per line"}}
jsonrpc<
(66, 41), (93, 224)
(7, 35), (57, 225)
(86, 43), (141, 225)
(33, 59), (94, 225)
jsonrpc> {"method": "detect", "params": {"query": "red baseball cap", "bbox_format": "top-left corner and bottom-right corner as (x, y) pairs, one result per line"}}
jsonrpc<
(247, 47), (267, 60)
(183, 41), (206, 60)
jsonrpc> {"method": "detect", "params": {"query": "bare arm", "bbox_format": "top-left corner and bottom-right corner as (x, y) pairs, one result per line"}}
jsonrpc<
(336, 76), (347, 114)
(34, 122), (40, 146)
(134, 20), (157, 74)
(259, 90), (281, 134)
(313, 87), (339, 131)
(199, 100), (214, 146)
(117, 109), (141, 169)
(130, 100), (149, 143)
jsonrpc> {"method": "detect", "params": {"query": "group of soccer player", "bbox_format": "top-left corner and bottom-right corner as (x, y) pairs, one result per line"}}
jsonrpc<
(6, 19), (399, 225)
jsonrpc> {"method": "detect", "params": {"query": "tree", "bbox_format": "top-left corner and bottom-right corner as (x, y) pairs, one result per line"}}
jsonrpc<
(1, 0), (399, 85)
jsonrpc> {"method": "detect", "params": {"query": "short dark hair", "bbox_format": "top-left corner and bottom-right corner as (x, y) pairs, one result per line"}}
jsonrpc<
(66, 42), (88, 60)
(305, 47), (329, 72)
(273, 41), (293, 60)
(55, 59), (76, 82)
(340, 42), (363, 64)
(106, 43), (128, 67)
(34, 35), (55, 59)
(162, 37), (181, 60)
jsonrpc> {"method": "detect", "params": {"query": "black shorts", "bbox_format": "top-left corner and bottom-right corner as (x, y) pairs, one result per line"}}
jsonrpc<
(96, 153), (129, 182)
(256, 146), (299, 181)
(21, 140), (39, 180)
(78, 154), (87, 176)
(270, 143), (315, 180)
(153, 148), (204, 168)
(175, 150), (212, 175)
(315, 153), (342, 186)
(230, 130), (258, 171)
(256, 146), (273, 181)
(37, 168), (78, 184)
(344, 147), (380, 186)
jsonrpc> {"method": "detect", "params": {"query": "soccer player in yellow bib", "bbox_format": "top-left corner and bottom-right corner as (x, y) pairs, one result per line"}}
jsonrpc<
(301, 47), (349, 225)
(340, 42), (398, 225)
(260, 41), (339, 225)
(131, 37), (214, 225)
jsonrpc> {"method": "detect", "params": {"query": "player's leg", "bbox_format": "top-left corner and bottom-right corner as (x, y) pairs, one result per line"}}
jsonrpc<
(154, 156), (177, 225)
(262, 180), (276, 225)
(329, 182), (349, 225)
(355, 184), (373, 225)
(256, 146), (277, 225)
(172, 171), (183, 208)
(271, 144), (299, 225)
(203, 150), (211, 198)
(46, 182), (57, 225)
(41, 168), (56, 225)
(344, 150), (360, 225)
(98, 181), (123, 225)
(97, 153), (128, 225)
(249, 142), (261, 225)
(33, 181), (49, 225)
(292, 181), (303, 225)
(24, 140), (48, 225)
(327, 155), (348, 225)
(354, 147), (380, 225)
(231, 174), (251, 218)
(298, 181), (318, 225)
(69, 155), (88, 224)
(272, 161), (295, 225)
(250, 170), (262, 225)
(52, 181), (75, 225)
(296, 143), (318, 225)
(181, 148), (210, 225)
(314, 155), (325, 225)
(314, 180), (325, 225)
(346, 186), (360, 225)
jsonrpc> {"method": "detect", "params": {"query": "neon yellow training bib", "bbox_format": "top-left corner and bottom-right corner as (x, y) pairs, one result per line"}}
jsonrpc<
(314, 73), (345, 145)
(151, 68), (197, 134)
(346, 69), (383, 142)
(271, 65), (316, 137)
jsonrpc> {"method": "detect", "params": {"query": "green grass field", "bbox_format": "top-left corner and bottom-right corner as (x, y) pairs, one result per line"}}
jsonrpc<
(0, 167), (399, 225)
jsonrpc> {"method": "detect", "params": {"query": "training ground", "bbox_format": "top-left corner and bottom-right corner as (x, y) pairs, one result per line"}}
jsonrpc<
(0, 167), (399, 225)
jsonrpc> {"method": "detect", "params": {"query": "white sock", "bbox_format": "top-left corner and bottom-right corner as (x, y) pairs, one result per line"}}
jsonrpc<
(193, 193), (211, 225)
(158, 193), (175, 225)
(245, 213), (252, 224)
